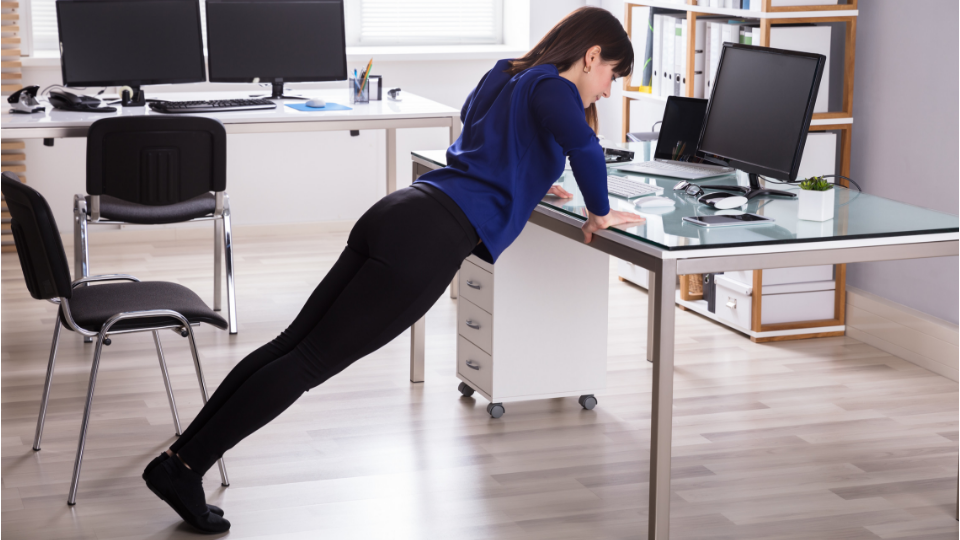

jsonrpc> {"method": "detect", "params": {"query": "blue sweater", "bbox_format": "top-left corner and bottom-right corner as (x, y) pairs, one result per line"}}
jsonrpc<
(417, 60), (610, 262)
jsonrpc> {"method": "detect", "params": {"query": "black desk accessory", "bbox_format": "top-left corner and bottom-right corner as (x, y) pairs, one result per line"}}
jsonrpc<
(7, 85), (44, 114)
(48, 90), (116, 113)
(604, 147), (635, 163)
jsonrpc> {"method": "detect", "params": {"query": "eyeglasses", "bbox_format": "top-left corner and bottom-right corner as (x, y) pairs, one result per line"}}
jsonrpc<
(683, 184), (705, 197)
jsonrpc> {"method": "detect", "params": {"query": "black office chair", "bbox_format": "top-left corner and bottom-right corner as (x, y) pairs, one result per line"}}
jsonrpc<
(75, 116), (238, 334)
(2, 172), (230, 505)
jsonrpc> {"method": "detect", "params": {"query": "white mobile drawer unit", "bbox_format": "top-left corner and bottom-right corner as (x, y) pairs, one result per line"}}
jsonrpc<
(455, 221), (609, 418)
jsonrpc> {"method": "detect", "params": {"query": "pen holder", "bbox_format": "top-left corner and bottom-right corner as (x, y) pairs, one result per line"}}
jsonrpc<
(349, 77), (369, 104)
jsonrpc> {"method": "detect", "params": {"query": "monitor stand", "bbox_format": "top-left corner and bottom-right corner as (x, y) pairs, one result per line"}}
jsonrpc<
(259, 82), (308, 101)
(707, 173), (797, 200)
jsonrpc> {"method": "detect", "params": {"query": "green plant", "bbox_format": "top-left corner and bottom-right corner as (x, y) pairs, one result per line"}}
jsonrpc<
(799, 176), (833, 191)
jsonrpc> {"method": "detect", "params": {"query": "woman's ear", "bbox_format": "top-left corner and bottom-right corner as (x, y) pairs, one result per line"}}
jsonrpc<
(583, 45), (602, 73)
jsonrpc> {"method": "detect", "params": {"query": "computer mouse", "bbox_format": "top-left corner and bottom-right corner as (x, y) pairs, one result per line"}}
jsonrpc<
(698, 192), (748, 210)
(306, 98), (326, 108)
(635, 196), (676, 208)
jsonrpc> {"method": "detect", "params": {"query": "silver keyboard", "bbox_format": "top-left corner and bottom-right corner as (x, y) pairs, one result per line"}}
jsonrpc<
(616, 160), (734, 180)
(607, 175), (664, 199)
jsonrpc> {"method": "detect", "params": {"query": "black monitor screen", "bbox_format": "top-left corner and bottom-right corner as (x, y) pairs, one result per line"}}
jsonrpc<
(697, 44), (824, 181)
(206, 0), (346, 83)
(57, 0), (205, 87)
(655, 96), (708, 162)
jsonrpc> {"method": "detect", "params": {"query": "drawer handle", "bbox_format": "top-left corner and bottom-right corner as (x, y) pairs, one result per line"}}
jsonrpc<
(465, 359), (481, 370)
(466, 280), (482, 290)
(726, 298), (737, 309)
(465, 319), (481, 330)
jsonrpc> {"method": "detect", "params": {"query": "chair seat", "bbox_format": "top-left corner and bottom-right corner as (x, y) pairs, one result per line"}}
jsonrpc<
(64, 281), (228, 333)
(87, 193), (216, 224)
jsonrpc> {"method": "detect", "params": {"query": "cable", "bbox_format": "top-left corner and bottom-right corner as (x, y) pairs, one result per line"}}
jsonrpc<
(650, 120), (662, 132)
(759, 174), (862, 207)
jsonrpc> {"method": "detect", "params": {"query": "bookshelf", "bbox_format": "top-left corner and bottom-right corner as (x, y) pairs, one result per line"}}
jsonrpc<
(620, 0), (858, 342)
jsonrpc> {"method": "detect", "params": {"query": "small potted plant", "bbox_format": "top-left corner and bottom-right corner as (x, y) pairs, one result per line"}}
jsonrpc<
(798, 176), (835, 221)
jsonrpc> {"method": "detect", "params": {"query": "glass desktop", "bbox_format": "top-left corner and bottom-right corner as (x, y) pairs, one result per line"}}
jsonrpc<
(412, 144), (958, 252)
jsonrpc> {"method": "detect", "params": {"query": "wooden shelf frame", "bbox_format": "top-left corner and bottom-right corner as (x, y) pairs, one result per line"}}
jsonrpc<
(621, 0), (858, 342)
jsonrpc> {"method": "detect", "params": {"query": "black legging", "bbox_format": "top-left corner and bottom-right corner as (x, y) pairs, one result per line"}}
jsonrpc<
(171, 184), (479, 473)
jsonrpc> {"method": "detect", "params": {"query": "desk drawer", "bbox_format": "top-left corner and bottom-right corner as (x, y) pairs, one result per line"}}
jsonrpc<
(457, 336), (492, 395)
(458, 298), (493, 354)
(459, 260), (493, 313)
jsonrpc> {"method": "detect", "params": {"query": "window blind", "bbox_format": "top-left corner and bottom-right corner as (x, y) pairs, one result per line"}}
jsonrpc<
(30, 0), (210, 53)
(358, 0), (501, 45)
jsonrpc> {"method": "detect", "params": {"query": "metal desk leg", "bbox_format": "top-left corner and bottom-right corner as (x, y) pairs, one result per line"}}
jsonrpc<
(410, 315), (425, 383)
(387, 128), (397, 194)
(449, 117), (462, 300)
(648, 259), (677, 540)
(647, 270), (655, 363)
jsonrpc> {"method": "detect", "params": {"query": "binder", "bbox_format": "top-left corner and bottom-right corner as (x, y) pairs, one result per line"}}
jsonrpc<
(707, 22), (722, 95)
(751, 26), (761, 46)
(630, 6), (654, 91)
(660, 16), (676, 97)
(652, 14), (663, 96)
(693, 18), (706, 98)
(677, 19), (688, 97)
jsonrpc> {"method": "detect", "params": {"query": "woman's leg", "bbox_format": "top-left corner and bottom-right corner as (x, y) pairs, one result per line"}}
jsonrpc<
(173, 185), (477, 474)
(168, 247), (367, 454)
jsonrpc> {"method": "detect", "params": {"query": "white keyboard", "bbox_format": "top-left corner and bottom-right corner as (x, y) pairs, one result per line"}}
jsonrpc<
(616, 160), (734, 180)
(607, 175), (664, 199)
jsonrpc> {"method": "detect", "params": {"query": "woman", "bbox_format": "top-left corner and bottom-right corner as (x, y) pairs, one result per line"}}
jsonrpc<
(143, 6), (645, 533)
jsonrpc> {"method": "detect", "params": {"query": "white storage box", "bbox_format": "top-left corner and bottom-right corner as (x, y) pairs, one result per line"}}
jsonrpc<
(726, 265), (834, 286)
(715, 275), (837, 327)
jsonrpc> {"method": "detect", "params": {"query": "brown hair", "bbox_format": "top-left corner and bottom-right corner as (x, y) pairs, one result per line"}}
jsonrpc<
(507, 7), (633, 133)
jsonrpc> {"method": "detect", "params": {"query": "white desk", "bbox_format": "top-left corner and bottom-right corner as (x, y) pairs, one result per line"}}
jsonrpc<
(1, 90), (461, 195)
(411, 149), (959, 540)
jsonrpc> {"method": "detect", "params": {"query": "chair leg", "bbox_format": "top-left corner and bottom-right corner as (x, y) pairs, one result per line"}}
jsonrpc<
(67, 333), (107, 505)
(33, 318), (62, 451)
(73, 198), (90, 281)
(153, 331), (183, 436)
(213, 218), (223, 312)
(183, 326), (230, 487)
(223, 206), (238, 335)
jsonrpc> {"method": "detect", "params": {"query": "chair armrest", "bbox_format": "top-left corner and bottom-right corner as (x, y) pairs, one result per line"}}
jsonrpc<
(71, 274), (141, 288)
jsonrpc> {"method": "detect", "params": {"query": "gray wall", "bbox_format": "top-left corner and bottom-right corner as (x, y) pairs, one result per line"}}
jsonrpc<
(846, 0), (959, 324)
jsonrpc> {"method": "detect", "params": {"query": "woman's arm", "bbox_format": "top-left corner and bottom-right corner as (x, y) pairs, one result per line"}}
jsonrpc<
(530, 78), (611, 217)
(531, 79), (644, 243)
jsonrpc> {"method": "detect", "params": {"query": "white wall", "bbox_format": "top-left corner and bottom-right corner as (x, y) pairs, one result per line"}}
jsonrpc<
(845, 0), (959, 324)
(17, 0), (588, 234)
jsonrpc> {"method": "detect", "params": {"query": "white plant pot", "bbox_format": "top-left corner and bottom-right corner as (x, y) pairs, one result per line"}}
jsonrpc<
(798, 188), (835, 222)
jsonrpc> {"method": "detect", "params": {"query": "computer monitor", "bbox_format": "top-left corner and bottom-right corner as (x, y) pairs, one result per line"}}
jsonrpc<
(56, 0), (206, 103)
(205, 0), (347, 100)
(696, 43), (826, 200)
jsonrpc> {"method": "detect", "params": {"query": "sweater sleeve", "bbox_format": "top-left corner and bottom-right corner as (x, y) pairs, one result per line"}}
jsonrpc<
(530, 78), (610, 216)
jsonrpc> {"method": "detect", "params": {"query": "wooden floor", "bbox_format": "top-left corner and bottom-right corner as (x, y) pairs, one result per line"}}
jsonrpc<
(2, 228), (957, 539)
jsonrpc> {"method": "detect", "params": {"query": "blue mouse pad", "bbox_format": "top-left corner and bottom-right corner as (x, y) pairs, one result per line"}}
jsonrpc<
(286, 102), (352, 112)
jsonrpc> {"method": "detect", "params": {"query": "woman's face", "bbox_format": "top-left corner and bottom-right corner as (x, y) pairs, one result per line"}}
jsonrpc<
(579, 47), (615, 107)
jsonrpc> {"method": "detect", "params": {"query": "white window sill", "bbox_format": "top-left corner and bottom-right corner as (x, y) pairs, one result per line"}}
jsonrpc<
(22, 44), (527, 68)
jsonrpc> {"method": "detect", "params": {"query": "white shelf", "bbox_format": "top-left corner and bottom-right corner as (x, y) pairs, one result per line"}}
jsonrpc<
(674, 291), (845, 339)
(621, 93), (854, 126)
(627, 1), (858, 20)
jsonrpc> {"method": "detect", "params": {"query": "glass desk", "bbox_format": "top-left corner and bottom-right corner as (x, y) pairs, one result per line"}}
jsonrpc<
(411, 149), (958, 540)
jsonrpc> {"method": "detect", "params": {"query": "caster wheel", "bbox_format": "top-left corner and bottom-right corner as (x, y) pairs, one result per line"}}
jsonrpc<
(458, 382), (475, 397)
(486, 403), (505, 419)
(578, 395), (597, 410)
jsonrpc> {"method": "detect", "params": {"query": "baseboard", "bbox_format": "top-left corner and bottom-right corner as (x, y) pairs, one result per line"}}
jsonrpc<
(845, 286), (959, 382)
(59, 220), (357, 247)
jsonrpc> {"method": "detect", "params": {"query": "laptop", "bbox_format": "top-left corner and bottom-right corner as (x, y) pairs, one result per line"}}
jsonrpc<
(615, 96), (734, 180)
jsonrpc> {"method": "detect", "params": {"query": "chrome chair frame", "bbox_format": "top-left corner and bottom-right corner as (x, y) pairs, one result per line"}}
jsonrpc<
(32, 274), (230, 505)
(73, 192), (238, 334)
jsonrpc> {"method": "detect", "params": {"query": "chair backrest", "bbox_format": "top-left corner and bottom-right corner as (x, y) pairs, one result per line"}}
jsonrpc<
(86, 115), (227, 205)
(1, 173), (74, 300)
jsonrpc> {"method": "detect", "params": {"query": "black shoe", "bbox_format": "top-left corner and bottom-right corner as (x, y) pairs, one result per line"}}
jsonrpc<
(143, 453), (224, 516)
(145, 455), (231, 534)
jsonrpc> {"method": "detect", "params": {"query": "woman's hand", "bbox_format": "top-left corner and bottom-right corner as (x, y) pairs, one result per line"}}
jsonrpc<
(546, 184), (574, 198)
(582, 209), (646, 244)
